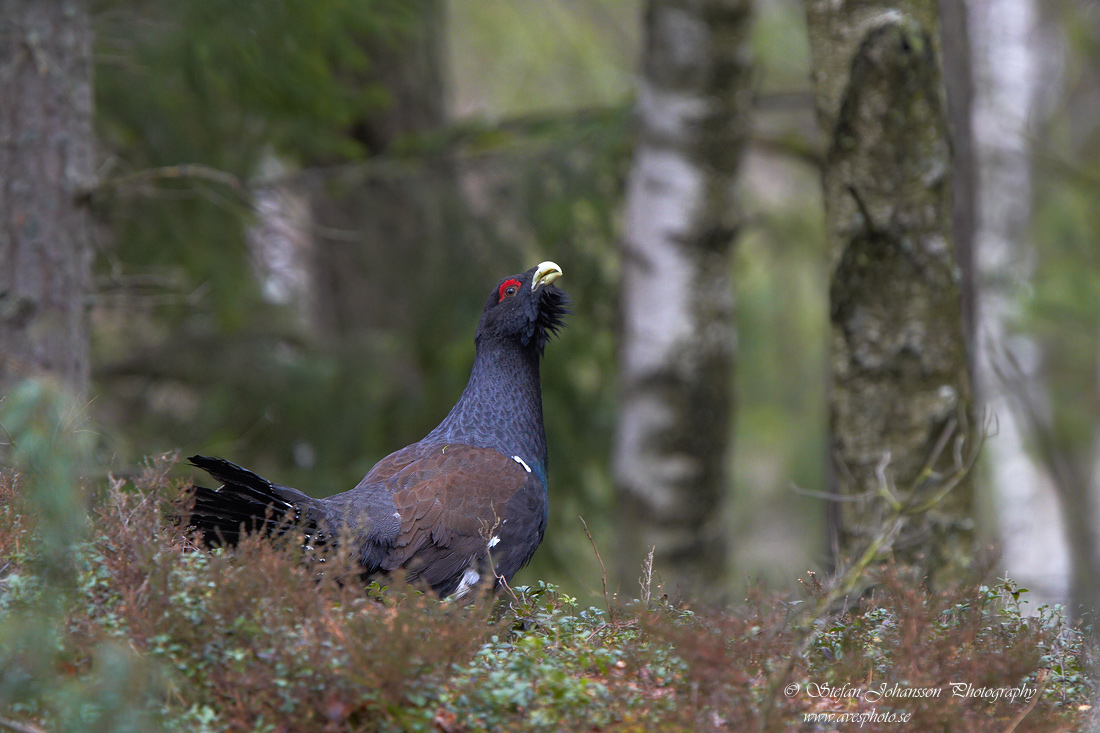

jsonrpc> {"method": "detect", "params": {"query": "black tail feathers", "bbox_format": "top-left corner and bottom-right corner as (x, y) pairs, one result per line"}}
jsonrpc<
(186, 455), (324, 547)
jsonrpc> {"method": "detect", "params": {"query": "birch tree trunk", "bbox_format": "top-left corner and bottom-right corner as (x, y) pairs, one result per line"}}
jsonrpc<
(968, 0), (1070, 610)
(249, 152), (318, 333)
(613, 0), (753, 596)
(804, 0), (976, 585)
(0, 0), (94, 398)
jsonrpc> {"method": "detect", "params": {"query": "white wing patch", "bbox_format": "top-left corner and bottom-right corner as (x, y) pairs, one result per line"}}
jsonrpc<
(512, 455), (531, 473)
(488, 535), (500, 548)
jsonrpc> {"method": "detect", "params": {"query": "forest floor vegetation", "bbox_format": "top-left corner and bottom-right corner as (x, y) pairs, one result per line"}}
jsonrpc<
(0, 453), (1094, 732)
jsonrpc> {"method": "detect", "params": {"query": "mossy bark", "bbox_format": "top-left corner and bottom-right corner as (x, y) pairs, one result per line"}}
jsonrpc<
(804, 0), (976, 585)
(0, 1), (94, 398)
(613, 0), (753, 597)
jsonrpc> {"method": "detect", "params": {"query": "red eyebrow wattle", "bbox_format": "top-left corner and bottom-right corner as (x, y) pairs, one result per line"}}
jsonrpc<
(498, 279), (522, 302)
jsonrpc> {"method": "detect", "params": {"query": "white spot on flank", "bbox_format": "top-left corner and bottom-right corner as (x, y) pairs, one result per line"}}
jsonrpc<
(453, 567), (481, 599)
(512, 455), (531, 473)
(392, 511), (401, 519)
(488, 536), (500, 548)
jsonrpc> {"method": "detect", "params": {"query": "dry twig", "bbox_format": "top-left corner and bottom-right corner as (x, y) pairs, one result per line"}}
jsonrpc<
(578, 516), (611, 616)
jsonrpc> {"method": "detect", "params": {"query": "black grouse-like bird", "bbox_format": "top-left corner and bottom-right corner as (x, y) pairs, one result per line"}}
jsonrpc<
(187, 261), (567, 598)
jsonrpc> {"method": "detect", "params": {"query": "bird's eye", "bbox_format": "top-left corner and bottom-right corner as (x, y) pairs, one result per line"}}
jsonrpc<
(498, 279), (522, 302)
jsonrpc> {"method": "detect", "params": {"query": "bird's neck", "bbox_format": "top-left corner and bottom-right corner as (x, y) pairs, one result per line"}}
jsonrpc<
(426, 337), (548, 476)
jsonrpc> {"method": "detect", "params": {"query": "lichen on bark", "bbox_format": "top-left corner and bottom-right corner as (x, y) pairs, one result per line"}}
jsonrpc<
(805, 0), (976, 585)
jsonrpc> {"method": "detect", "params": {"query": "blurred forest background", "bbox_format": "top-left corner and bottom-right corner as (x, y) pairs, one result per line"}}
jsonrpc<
(3, 0), (1099, 613)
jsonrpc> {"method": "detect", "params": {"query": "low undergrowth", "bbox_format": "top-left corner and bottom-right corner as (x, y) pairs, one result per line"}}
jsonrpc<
(0, 398), (1094, 733)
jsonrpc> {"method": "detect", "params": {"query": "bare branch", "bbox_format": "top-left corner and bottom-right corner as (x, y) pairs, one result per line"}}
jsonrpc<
(90, 163), (244, 196)
(789, 483), (876, 502)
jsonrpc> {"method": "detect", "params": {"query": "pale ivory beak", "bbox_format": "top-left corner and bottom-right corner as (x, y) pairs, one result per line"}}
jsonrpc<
(532, 261), (563, 290)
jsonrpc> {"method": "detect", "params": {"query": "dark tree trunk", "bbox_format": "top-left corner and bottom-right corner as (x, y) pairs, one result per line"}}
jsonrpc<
(613, 0), (754, 598)
(0, 0), (94, 397)
(804, 0), (977, 586)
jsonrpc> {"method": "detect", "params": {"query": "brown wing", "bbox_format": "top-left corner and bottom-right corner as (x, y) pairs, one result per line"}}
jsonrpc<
(377, 443), (547, 595)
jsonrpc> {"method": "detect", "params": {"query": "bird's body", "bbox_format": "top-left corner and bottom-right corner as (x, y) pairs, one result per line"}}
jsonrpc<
(188, 262), (567, 598)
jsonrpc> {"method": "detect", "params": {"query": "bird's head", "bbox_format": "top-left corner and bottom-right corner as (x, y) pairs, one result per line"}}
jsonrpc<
(476, 261), (569, 354)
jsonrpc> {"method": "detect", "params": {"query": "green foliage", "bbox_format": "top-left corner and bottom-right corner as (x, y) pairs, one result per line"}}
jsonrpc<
(1028, 180), (1100, 455)
(443, 582), (684, 730)
(1022, 0), (1100, 500)
(95, 0), (413, 164)
(92, 0), (416, 329)
(0, 381), (92, 579)
(0, 381), (162, 733)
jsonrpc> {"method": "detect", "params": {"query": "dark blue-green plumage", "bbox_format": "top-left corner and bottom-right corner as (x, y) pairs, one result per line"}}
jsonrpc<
(188, 262), (567, 597)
